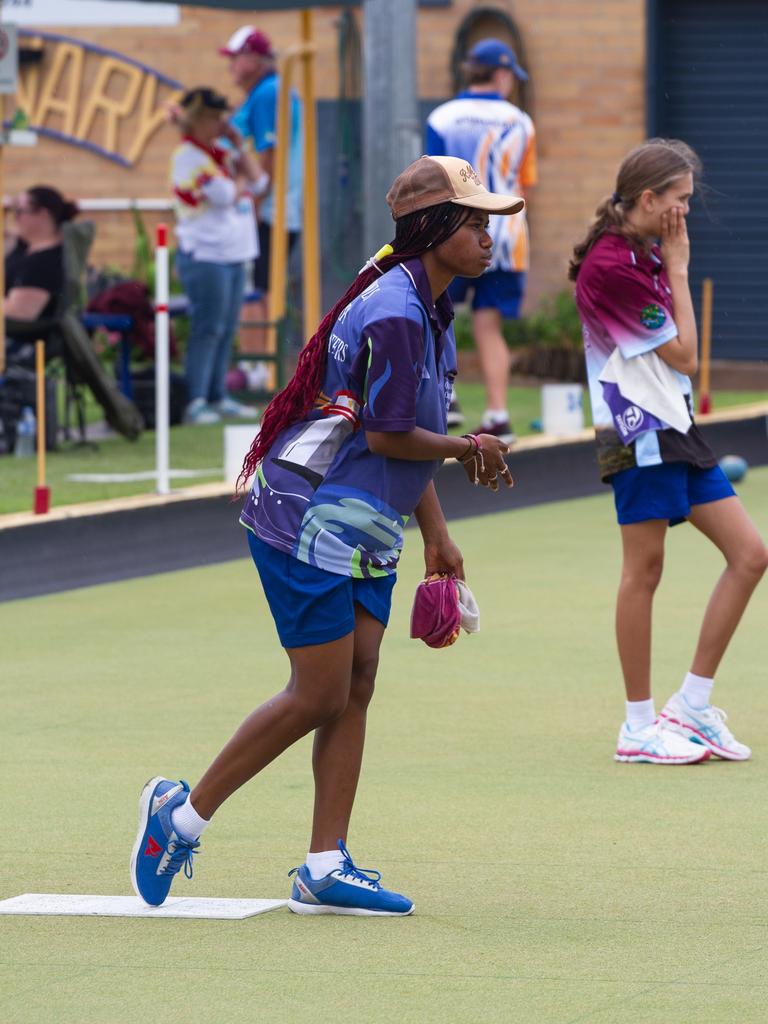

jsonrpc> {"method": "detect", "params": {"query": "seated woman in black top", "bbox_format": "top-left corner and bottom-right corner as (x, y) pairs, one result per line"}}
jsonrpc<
(5, 185), (79, 362)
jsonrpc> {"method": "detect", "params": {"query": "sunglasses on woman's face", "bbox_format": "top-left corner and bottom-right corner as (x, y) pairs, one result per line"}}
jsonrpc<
(11, 204), (36, 216)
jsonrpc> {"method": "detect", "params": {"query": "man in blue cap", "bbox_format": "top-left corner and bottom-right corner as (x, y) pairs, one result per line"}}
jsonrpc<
(426, 38), (537, 441)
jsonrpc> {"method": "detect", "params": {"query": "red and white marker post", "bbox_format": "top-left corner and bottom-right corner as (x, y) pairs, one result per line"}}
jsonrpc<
(155, 223), (170, 495)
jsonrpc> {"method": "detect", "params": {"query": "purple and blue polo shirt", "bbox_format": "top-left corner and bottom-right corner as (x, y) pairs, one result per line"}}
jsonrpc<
(575, 232), (715, 479)
(240, 257), (456, 578)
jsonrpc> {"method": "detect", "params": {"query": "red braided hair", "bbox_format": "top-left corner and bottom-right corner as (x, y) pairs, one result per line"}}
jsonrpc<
(236, 201), (471, 491)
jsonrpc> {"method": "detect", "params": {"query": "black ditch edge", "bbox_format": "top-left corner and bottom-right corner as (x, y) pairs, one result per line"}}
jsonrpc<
(1, 414), (765, 602)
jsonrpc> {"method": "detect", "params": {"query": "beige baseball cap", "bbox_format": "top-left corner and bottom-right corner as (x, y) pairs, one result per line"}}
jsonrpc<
(386, 155), (525, 219)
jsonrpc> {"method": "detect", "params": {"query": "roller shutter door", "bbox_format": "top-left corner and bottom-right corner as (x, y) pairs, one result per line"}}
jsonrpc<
(653, 0), (768, 359)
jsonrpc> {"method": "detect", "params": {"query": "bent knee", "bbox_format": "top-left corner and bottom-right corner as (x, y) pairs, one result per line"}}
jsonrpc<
(296, 692), (349, 728)
(286, 676), (350, 728)
(349, 656), (378, 710)
(731, 542), (768, 580)
(621, 559), (664, 592)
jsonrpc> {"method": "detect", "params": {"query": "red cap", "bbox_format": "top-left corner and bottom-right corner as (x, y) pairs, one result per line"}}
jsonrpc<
(219, 26), (274, 58)
(157, 223), (167, 247)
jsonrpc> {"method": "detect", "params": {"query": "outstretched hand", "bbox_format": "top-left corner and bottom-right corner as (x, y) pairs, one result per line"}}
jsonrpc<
(461, 434), (514, 492)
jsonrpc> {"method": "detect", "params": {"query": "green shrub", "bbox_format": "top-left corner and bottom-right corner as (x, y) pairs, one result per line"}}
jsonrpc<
(454, 290), (582, 350)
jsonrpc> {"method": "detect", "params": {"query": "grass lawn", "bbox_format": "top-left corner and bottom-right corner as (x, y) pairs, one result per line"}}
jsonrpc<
(2, 469), (767, 1023)
(0, 381), (765, 516)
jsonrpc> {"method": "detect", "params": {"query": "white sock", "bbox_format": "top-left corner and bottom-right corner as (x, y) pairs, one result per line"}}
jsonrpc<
(171, 796), (210, 842)
(306, 848), (344, 880)
(483, 408), (509, 425)
(626, 698), (656, 731)
(681, 671), (714, 710)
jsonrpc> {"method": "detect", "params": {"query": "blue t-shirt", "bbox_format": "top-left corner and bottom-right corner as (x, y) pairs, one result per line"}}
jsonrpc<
(233, 72), (303, 232)
(240, 258), (457, 578)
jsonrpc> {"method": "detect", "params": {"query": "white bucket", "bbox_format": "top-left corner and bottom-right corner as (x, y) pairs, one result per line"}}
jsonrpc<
(541, 384), (585, 436)
(224, 423), (260, 487)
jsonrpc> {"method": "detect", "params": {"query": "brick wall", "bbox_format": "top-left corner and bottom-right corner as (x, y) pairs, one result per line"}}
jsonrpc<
(3, 2), (645, 310)
(419, 0), (646, 309)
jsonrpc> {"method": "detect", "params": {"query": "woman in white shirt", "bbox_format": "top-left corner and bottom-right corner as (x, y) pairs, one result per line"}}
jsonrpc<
(171, 87), (261, 424)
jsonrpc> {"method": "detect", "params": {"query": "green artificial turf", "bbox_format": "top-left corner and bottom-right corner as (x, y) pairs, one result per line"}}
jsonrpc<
(0, 383), (764, 515)
(1, 471), (768, 1023)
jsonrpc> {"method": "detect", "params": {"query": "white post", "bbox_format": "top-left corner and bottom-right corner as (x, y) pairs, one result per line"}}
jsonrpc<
(155, 223), (170, 495)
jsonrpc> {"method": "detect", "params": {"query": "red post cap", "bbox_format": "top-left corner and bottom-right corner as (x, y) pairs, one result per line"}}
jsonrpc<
(157, 223), (167, 247)
(34, 486), (51, 515)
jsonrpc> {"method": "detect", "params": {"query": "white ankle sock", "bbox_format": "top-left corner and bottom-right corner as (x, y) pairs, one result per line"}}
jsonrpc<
(306, 848), (344, 880)
(626, 698), (656, 731)
(681, 672), (714, 710)
(171, 796), (210, 842)
(483, 408), (509, 425)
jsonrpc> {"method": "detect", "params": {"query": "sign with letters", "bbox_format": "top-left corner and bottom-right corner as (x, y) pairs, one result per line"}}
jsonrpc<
(12, 30), (183, 165)
(3, 1), (179, 28)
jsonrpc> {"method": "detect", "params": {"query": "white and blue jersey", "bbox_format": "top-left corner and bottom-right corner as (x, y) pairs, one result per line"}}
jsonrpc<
(426, 90), (537, 272)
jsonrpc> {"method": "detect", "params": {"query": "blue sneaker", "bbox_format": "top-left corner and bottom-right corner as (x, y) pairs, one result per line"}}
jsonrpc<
(287, 840), (414, 916)
(130, 777), (200, 907)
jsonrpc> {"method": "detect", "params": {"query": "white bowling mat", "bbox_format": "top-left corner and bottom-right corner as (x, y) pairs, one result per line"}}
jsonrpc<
(0, 894), (287, 920)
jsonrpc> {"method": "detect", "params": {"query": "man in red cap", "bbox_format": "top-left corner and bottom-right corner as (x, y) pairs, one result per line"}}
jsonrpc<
(220, 26), (303, 349)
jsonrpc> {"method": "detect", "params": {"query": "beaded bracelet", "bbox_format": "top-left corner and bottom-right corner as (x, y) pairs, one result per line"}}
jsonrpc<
(458, 433), (480, 464)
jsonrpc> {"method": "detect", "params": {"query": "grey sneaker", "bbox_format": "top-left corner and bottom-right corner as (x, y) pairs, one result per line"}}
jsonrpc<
(215, 397), (259, 419)
(184, 398), (220, 425)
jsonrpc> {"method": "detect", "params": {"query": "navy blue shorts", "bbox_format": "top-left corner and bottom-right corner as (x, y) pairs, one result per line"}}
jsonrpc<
(448, 270), (526, 318)
(247, 532), (397, 648)
(610, 462), (735, 526)
(252, 222), (300, 292)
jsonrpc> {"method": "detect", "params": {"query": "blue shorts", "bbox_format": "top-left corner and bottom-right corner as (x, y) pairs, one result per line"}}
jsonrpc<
(610, 462), (735, 526)
(448, 270), (526, 318)
(247, 532), (397, 648)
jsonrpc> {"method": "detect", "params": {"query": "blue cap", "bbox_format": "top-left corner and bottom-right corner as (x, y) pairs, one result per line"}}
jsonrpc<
(467, 38), (528, 81)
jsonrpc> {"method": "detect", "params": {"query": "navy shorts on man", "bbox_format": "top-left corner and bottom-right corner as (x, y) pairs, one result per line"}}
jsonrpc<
(610, 462), (735, 526)
(448, 269), (525, 318)
(248, 533), (397, 648)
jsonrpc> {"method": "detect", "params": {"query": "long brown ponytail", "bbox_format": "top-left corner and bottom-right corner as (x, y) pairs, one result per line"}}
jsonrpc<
(568, 138), (702, 280)
(236, 201), (472, 491)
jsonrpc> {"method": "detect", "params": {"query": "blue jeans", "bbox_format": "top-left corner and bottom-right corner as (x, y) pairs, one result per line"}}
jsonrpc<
(176, 250), (246, 404)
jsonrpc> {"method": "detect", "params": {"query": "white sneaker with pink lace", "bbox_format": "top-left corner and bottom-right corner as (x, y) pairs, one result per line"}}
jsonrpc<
(659, 692), (751, 760)
(615, 719), (710, 764)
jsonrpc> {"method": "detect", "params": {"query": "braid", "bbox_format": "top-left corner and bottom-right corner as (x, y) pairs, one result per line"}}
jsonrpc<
(236, 202), (471, 490)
